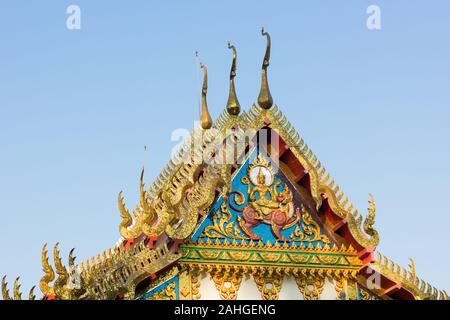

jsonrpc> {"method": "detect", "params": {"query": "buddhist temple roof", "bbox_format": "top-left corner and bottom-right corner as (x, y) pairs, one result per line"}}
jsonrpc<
(1, 30), (448, 301)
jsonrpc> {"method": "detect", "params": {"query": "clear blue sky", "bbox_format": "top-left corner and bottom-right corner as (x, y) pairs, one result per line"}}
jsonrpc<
(1, 1), (449, 295)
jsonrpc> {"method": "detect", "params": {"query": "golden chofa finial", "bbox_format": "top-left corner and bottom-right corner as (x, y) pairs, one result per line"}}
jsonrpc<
(226, 42), (241, 116)
(200, 62), (213, 130)
(257, 27), (273, 110)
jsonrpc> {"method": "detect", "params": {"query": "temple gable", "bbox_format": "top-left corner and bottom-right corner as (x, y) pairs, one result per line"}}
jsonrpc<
(192, 148), (334, 247)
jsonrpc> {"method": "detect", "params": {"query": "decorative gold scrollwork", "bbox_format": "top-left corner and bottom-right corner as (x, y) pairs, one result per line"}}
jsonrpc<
(290, 205), (330, 243)
(202, 203), (249, 240)
(211, 271), (243, 300)
(333, 276), (347, 300)
(295, 274), (325, 300)
(359, 287), (377, 300)
(253, 274), (283, 300)
(191, 269), (201, 300)
(146, 282), (177, 300)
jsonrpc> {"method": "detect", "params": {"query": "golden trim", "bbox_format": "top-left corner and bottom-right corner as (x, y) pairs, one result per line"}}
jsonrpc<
(191, 269), (201, 300)
(179, 269), (192, 300)
(347, 280), (358, 300)
(333, 276), (347, 300)
(295, 274), (325, 300)
(254, 273), (282, 300)
(369, 252), (448, 300)
(211, 270), (243, 300)
(145, 282), (176, 300)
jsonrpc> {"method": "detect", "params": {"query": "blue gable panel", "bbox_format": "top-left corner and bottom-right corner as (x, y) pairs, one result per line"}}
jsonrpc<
(137, 274), (179, 300)
(192, 148), (336, 247)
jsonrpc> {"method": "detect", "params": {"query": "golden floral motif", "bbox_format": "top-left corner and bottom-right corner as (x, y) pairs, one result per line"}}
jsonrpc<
(201, 204), (249, 240)
(290, 206), (330, 243)
(295, 275), (325, 300)
(211, 271), (243, 300)
(359, 288), (376, 300)
(287, 254), (310, 263)
(197, 250), (221, 260)
(146, 282), (176, 300)
(259, 253), (281, 262)
(345, 256), (362, 265)
(317, 255), (341, 265)
(253, 274), (283, 300)
(227, 251), (252, 261)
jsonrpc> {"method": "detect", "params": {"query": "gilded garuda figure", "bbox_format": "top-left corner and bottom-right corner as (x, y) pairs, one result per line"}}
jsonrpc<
(229, 155), (300, 241)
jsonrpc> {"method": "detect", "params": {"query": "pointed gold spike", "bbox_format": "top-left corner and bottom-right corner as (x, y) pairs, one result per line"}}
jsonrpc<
(376, 252), (382, 263)
(2, 276), (11, 300)
(68, 248), (76, 269)
(257, 28), (273, 110)
(409, 258), (416, 277)
(29, 286), (36, 300)
(226, 42), (241, 116)
(13, 277), (22, 300)
(200, 63), (213, 130)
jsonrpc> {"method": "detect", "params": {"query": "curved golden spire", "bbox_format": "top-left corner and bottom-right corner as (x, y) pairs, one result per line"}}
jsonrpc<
(363, 194), (377, 237)
(53, 243), (69, 292)
(257, 27), (273, 110)
(226, 42), (241, 116)
(200, 63), (213, 130)
(39, 243), (55, 297)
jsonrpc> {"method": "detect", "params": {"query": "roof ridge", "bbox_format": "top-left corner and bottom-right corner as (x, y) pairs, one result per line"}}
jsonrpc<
(371, 252), (448, 300)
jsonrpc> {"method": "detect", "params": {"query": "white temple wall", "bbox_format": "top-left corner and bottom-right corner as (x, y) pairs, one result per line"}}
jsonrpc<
(196, 272), (340, 300)
(236, 274), (262, 300)
(278, 276), (301, 300)
(197, 272), (220, 300)
(321, 278), (338, 300)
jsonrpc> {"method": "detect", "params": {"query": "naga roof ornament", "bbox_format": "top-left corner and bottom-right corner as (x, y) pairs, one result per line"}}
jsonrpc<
(200, 62), (213, 130)
(257, 28), (273, 110)
(226, 42), (241, 116)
